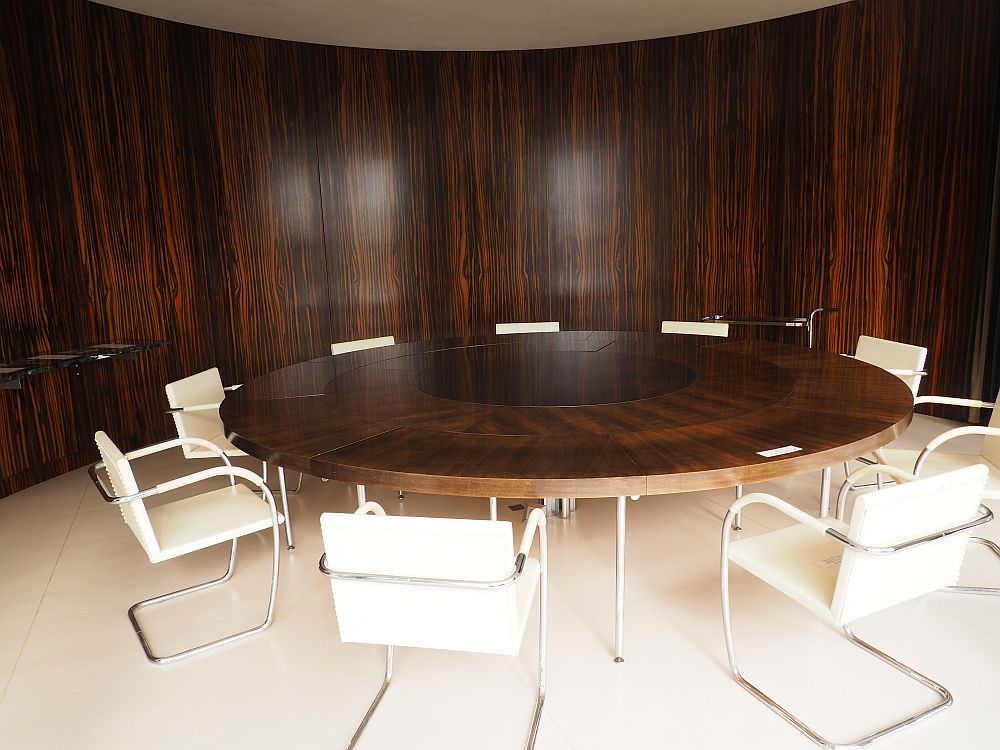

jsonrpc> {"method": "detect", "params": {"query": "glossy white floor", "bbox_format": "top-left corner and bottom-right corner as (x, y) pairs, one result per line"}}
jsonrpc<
(1, 414), (998, 750)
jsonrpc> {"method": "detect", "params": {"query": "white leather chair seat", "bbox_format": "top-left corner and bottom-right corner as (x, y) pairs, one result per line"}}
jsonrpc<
(879, 449), (1000, 497)
(728, 518), (848, 622)
(184, 432), (247, 459)
(149, 485), (283, 563)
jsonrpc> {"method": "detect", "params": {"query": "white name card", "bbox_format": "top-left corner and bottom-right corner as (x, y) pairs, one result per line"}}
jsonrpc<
(757, 445), (802, 458)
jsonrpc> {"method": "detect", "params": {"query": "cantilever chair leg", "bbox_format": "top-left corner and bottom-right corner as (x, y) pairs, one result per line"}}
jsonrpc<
(721, 511), (952, 749)
(347, 646), (394, 750)
(343, 523), (548, 750)
(128, 524), (280, 664)
(941, 536), (1000, 596)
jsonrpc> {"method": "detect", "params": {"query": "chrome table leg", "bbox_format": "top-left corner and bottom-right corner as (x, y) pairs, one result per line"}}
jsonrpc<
(615, 496), (638, 662)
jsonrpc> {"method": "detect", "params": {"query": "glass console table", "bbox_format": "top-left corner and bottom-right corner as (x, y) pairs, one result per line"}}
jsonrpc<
(0, 340), (170, 390)
(701, 307), (838, 348)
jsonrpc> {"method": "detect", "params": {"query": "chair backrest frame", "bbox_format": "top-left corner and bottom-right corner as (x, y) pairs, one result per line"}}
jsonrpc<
(830, 464), (987, 624)
(94, 431), (160, 560)
(854, 335), (928, 397)
(319, 510), (537, 656)
(165, 368), (227, 458)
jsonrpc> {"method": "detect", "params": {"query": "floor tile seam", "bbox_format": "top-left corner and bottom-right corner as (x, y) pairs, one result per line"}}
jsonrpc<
(0, 471), (90, 705)
(926, 597), (1000, 644)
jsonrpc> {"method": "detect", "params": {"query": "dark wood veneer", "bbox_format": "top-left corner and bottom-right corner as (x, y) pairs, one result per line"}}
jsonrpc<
(222, 334), (914, 498)
(1, 0), (997, 496)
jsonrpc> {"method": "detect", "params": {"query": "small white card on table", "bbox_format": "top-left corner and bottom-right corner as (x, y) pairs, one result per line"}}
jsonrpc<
(757, 445), (802, 458)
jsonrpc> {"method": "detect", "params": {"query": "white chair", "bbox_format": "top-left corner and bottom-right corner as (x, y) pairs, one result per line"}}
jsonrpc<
(722, 465), (991, 748)
(331, 335), (396, 356)
(494, 322), (568, 520)
(838, 390), (1000, 588)
(166, 367), (295, 549)
(660, 320), (729, 337)
(495, 321), (559, 334)
(868, 389), (1000, 501)
(841, 335), (929, 481)
(319, 503), (547, 750)
(89, 431), (283, 664)
(852, 335), (928, 397)
(330, 337), (402, 507)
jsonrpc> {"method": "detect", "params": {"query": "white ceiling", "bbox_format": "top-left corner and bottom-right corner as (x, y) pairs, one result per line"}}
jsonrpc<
(89, 0), (851, 51)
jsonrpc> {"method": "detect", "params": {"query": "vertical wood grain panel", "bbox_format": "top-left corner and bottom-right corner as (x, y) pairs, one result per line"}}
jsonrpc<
(0, 0), (998, 495)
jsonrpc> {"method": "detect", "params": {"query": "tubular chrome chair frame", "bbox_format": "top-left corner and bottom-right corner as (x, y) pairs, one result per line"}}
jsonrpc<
(165, 379), (300, 549)
(318, 506), (548, 750)
(836, 463), (1000, 597)
(88, 437), (281, 665)
(722, 481), (994, 749)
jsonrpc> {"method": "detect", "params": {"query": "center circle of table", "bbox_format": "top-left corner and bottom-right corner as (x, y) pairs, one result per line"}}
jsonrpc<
(221, 331), (914, 499)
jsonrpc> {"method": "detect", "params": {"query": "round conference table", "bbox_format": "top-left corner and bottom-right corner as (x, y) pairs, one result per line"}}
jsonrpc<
(221, 330), (914, 660)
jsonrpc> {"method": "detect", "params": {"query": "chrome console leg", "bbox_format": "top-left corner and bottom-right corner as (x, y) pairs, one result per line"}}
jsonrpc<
(820, 466), (832, 518)
(490, 496), (498, 521)
(721, 509), (952, 748)
(278, 466), (294, 550)
(347, 645), (394, 750)
(357, 484), (366, 509)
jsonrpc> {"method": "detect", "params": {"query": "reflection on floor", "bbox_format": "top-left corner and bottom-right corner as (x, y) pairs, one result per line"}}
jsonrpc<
(0, 414), (996, 749)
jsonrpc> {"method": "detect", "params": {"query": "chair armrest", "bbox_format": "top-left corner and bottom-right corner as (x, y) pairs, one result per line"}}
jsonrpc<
(317, 508), (547, 590)
(87, 460), (255, 504)
(835, 464), (918, 520)
(914, 395), (995, 409)
(126, 437), (232, 462)
(224, 383), (242, 391)
(165, 402), (222, 414)
(88, 462), (161, 504)
(728, 492), (834, 535)
(517, 508), (547, 558)
(825, 505), (993, 555)
(882, 368), (928, 377)
(914, 426), (1000, 475)
(155, 464), (268, 495)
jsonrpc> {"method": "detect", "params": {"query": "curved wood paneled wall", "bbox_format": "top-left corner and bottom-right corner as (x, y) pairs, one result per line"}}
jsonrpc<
(1, 0), (998, 496)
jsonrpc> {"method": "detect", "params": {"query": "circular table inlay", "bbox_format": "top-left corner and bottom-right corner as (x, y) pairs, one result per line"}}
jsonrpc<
(414, 348), (695, 406)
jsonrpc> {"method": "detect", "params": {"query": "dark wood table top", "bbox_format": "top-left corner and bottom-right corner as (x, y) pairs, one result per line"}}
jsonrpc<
(221, 332), (914, 498)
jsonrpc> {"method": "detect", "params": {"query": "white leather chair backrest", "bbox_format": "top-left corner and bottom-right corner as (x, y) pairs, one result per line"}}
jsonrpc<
(854, 335), (927, 397)
(165, 368), (227, 458)
(94, 431), (160, 560)
(980, 388), (1000, 469)
(661, 320), (730, 337)
(330, 336), (396, 356)
(830, 464), (987, 624)
(495, 322), (560, 334)
(320, 512), (536, 656)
